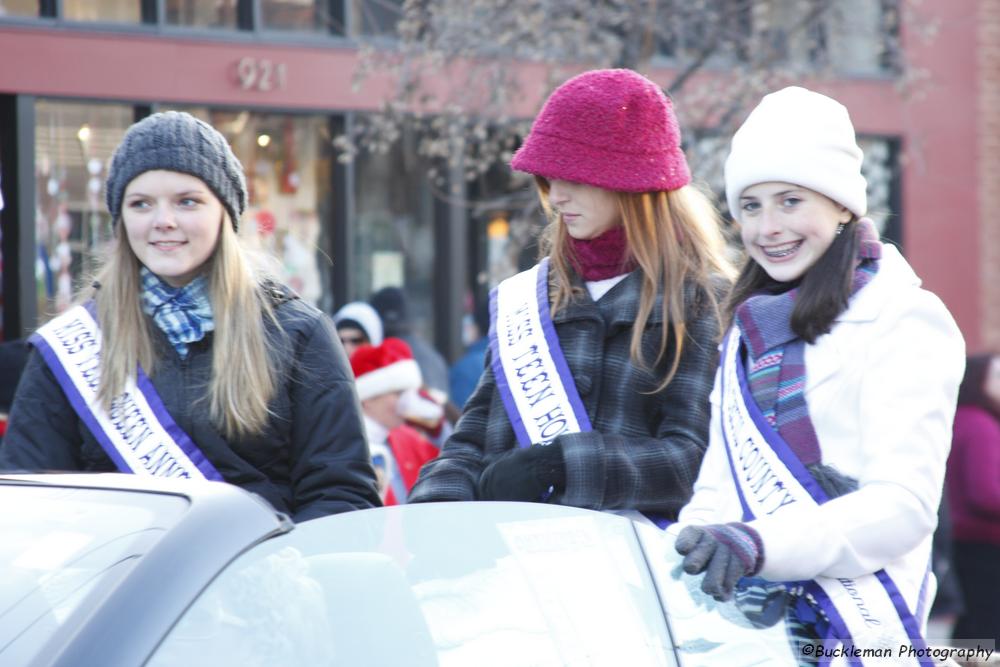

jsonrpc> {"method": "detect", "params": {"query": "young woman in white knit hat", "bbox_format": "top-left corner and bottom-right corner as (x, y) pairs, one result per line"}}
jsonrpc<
(674, 87), (965, 664)
(0, 112), (380, 521)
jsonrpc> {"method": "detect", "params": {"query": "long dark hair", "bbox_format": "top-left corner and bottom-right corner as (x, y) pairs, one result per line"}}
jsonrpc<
(723, 217), (860, 343)
(957, 354), (999, 417)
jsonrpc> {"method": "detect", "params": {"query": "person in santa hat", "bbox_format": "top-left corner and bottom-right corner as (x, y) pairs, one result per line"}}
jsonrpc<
(351, 338), (441, 505)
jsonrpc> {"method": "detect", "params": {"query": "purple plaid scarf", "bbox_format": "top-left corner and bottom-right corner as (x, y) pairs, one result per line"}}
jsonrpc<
(734, 219), (882, 465)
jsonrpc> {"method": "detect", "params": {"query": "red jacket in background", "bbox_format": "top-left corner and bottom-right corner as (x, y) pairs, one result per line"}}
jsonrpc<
(384, 425), (440, 506)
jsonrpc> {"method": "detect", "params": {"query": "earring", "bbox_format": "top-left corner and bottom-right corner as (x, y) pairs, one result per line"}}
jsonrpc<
(835, 222), (847, 236)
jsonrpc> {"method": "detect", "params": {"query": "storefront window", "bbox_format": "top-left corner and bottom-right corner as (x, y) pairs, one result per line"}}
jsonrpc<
(62, 0), (140, 23)
(859, 136), (900, 243)
(0, 0), (38, 17)
(166, 0), (237, 29)
(748, 0), (900, 75)
(261, 0), (341, 34)
(353, 131), (436, 342)
(168, 108), (335, 309)
(350, 0), (402, 37)
(34, 100), (133, 324)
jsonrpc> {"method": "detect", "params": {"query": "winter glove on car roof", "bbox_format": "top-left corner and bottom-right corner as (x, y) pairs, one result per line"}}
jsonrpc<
(675, 522), (764, 602)
(477, 442), (565, 502)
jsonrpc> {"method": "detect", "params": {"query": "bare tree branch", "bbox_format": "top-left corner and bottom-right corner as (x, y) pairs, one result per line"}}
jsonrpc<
(338, 0), (932, 212)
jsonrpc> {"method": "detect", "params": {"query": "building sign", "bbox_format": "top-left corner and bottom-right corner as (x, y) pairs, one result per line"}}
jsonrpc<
(235, 57), (287, 92)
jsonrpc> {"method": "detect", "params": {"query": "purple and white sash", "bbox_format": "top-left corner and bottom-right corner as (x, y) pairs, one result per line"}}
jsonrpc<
(719, 326), (932, 667)
(30, 304), (223, 481)
(490, 260), (667, 527)
(489, 258), (592, 448)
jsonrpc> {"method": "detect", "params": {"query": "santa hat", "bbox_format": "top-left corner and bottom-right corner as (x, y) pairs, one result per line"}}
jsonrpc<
(350, 338), (423, 401)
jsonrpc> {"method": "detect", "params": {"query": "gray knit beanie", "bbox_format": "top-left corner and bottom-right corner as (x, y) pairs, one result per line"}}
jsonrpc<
(105, 111), (248, 229)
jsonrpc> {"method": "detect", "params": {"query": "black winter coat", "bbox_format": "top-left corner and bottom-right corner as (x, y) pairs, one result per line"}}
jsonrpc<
(0, 287), (381, 522)
(409, 268), (722, 519)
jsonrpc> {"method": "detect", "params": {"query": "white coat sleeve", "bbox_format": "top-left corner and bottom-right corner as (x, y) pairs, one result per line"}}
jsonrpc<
(750, 289), (965, 581)
(678, 368), (729, 526)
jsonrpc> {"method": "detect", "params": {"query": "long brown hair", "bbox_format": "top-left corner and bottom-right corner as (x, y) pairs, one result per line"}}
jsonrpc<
(89, 213), (279, 439)
(536, 177), (735, 391)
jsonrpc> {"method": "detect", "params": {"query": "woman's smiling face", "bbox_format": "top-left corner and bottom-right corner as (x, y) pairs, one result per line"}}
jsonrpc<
(738, 181), (852, 283)
(121, 170), (224, 287)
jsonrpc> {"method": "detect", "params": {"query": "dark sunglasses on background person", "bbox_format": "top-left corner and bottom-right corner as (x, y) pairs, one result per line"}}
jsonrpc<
(340, 335), (367, 346)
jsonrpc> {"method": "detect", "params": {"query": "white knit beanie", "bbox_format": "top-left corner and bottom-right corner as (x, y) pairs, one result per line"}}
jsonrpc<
(724, 86), (867, 219)
(334, 301), (384, 346)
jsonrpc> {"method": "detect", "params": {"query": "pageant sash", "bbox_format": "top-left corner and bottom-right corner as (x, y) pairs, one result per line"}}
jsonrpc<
(30, 304), (223, 481)
(489, 258), (591, 448)
(490, 260), (669, 529)
(719, 326), (932, 667)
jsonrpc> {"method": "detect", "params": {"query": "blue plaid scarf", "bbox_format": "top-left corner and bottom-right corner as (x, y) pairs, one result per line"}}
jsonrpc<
(141, 267), (214, 358)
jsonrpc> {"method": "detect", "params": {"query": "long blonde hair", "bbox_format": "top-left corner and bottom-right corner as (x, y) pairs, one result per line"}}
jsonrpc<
(537, 178), (735, 392)
(90, 215), (278, 439)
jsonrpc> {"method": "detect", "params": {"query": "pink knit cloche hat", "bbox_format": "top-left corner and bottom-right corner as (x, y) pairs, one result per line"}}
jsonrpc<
(510, 68), (691, 192)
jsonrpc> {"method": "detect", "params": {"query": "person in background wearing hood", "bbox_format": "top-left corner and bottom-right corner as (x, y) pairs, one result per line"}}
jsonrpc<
(333, 301), (384, 358)
(449, 299), (490, 409)
(370, 286), (456, 445)
(946, 353), (1000, 644)
(370, 286), (450, 397)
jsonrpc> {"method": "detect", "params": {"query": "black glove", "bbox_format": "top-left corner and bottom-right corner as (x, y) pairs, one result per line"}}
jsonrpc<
(675, 523), (764, 602)
(477, 442), (565, 502)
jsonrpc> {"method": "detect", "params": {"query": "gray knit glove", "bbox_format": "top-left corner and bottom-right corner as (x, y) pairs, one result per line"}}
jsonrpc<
(675, 523), (764, 601)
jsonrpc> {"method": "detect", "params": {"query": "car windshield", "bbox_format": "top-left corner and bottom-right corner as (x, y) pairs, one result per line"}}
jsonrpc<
(150, 502), (679, 667)
(633, 522), (798, 665)
(0, 481), (189, 664)
(150, 503), (800, 667)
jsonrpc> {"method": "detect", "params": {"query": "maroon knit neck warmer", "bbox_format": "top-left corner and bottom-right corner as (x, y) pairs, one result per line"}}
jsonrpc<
(567, 225), (637, 281)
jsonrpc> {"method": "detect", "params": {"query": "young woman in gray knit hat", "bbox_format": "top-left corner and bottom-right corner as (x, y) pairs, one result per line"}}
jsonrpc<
(0, 111), (380, 521)
(674, 88), (965, 662)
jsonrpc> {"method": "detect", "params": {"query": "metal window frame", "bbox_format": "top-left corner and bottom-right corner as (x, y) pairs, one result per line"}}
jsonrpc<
(882, 136), (904, 250)
(0, 95), (36, 340)
(331, 113), (353, 311)
(434, 161), (467, 363)
(1, 0), (354, 43)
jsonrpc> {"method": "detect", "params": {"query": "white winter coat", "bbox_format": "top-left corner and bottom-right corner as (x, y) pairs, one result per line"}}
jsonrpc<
(679, 243), (965, 620)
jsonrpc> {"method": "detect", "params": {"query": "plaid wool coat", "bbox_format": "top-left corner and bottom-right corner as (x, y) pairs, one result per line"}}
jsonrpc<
(409, 267), (723, 518)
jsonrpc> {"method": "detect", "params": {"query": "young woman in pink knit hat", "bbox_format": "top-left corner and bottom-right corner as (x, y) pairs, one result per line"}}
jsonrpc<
(409, 68), (735, 524)
(675, 87), (965, 663)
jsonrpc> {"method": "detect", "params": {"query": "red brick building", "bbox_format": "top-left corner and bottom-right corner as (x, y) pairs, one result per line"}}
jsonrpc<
(0, 0), (992, 357)
(979, 0), (1000, 352)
